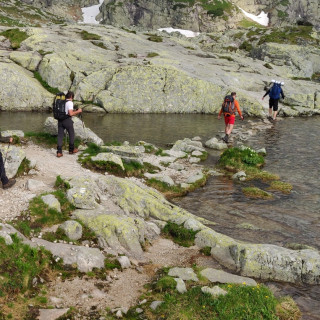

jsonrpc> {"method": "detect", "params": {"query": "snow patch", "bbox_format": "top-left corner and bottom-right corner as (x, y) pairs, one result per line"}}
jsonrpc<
(158, 27), (200, 38)
(239, 7), (269, 27)
(81, 0), (104, 24)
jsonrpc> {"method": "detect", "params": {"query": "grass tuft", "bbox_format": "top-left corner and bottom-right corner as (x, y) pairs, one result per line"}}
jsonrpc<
(242, 186), (273, 199)
(0, 28), (28, 49)
(162, 222), (198, 247)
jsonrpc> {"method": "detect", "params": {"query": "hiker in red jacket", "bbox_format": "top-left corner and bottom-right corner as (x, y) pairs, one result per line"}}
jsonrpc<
(218, 92), (243, 143)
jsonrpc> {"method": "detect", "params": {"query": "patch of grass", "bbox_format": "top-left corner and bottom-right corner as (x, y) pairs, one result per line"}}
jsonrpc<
(33, 71), (60, 94)
(104, 257), (121, 270)
(155, 148), (169, 156)
(245, 167), (279, 181)
(0, 28), (28, 49)
(134, 281), (289, 320)
(162, 222), (198, 247)
(276, 296), (301, 320)
(219, 147), (265, 171)
(218, 55), (234, 61)
(16, 158), (31, 177)
(146, 178), (187, 198)
(264, 63), (273, 69)
(155, 276), (177, 292)
(242, 187), (273, 199)
(268, 181), (292, 194)
(55, 175), (71, 190)
(258, 26), (317, 46)
(239, 18), (265, 28)
(12, 190), (75, 236)
(79, 30), (101, 40)
(146, 34), (163, 42)
(25, 131), (81, 149)
(239, 40), (253, 52)
(121, 27), (136, 34)
(0, 235), (51, 297)
(147, 52), (159, 58)
(200, 246), (211, 256)
(128, 53), (137, 58)
(92, 41), (108, 49)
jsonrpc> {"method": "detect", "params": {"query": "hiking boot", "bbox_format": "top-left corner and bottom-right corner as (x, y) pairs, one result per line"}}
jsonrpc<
(57, 152), (63, 158)
(3, 178), (16, 189)
(222, 135), (229, 143)
(69, 148), (79, 155)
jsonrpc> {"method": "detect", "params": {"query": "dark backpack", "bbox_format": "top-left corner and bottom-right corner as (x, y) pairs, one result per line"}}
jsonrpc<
(222, 95), (235, 115)
(269, 83), (282, 99)
(53, 93), (69, 121)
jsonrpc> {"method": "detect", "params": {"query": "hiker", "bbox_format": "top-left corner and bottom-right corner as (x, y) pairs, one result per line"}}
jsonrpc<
(57, 91), (82, 158)
(262, 81), (285, 121)
(0, 135), (16, 189)
(218, 92), (244, 143)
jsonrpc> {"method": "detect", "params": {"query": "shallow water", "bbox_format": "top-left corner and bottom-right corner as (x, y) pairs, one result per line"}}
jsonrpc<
(1, 112), (320, 318)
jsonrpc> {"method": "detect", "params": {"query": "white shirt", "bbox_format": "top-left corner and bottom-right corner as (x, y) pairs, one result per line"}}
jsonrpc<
(65, 100), (74, 115)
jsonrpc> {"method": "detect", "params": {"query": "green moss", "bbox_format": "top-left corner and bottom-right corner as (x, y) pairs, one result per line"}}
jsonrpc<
(242, 187), (273, 199)
(92, 41), (108, 50)
(0, 28), (28, 49)
(267, 181), (292, 194)
(162, 222), (198, 247)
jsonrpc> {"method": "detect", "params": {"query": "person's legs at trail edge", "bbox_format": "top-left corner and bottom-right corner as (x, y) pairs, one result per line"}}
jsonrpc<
(0, 151), (16, 189)
(223, 115), (235, 143)
(269, 98), (279, 120)
(64, 118), (77, 154)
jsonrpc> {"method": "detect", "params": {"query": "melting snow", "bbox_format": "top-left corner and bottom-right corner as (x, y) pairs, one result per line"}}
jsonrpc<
(158, 27), (200, 38)
(81, 0), (104, 24)
(239, 7), (269, 27)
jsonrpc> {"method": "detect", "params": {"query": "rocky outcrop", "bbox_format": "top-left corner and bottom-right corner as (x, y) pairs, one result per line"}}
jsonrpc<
(100, 0), (320, 30)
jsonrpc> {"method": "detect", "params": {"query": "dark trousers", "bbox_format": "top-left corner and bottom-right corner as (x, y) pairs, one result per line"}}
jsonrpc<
(57, 117), (75, 153)
(0, 151), (9, 185)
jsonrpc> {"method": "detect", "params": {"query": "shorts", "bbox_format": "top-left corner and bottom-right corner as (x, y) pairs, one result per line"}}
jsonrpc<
(224, 115), (235, 125)
(269, 98), (279, 111)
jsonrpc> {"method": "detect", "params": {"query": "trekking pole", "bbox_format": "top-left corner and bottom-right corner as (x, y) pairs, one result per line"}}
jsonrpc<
(0, 140), (11, 182)
(78, 112), (87, 144)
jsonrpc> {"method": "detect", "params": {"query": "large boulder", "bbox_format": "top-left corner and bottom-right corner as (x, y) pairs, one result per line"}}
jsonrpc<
(31, 238), (105, 272)
(0, 62), (53, 111)
(195, 227), (320, 284)
(0, 145), (25, 179)
(73, 209), (159, 257)
(44, 117), (104, 145)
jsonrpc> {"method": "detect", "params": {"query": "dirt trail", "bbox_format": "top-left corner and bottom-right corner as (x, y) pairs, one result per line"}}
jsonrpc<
(0, 142), (94, 220)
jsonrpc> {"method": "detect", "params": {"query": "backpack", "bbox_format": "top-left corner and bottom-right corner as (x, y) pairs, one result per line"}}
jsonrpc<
(222, 95), (235, 115)
(269, 83), (282, 99)
(53, 92), (69, 121)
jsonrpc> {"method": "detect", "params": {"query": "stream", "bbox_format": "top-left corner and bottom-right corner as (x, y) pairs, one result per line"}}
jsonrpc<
(0, 112), (319, 319)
